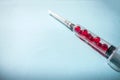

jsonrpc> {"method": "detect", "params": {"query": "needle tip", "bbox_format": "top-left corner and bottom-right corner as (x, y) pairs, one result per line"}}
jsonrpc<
(48, 10), (52, 15)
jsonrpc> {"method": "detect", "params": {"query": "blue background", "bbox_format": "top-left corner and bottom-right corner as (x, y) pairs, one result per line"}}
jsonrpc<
(0, 0), (120, 79)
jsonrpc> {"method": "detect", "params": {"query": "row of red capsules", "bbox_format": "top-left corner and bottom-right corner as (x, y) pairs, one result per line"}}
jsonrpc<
(48, 10), (120, 72)
(74, 25), (109, 57)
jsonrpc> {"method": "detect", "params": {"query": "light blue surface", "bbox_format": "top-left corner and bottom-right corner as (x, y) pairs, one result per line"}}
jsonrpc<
(0, 0), (120, 79)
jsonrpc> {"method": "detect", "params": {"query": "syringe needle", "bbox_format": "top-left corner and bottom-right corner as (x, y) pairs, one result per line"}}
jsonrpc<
(48, 10), (75, 31)
(48, 10), (120, 72)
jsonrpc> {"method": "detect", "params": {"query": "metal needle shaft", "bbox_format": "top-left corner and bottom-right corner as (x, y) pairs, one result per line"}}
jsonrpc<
(48, 10), (75, 31)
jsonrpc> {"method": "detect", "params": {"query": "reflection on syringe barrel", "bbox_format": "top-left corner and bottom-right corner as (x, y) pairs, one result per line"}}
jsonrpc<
(73, 25), (116, 58)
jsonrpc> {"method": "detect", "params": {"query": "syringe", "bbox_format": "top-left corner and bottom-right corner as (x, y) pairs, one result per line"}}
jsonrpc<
(48, 10), (120, 72)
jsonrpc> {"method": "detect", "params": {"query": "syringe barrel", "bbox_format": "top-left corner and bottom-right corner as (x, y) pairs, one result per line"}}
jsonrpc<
(73, 25), (116, 58)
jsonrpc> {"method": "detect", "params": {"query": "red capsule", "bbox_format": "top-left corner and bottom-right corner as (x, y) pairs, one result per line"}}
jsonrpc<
(86, 33), (94, 41)
(74, 26), (81, 33)
(86, 33), (91, 38)
(78, 30), (83, 34)
(102, 44), (108, 51)
(82, 29), (88, 36)
(94, 37), (100, 43)
(96, 42), (102, 47)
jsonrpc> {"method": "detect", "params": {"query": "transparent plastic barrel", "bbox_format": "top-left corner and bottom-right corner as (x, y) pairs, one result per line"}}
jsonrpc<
(73, 25), (111, 58)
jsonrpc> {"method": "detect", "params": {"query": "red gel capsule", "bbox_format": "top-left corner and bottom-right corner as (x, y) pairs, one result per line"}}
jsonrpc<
(78, 30), (83, 34)
(87, 34), (94, 41)
(102, 44), (108, 51)
(74, 26), (81, 33)
(82, 29), (88, 36)
(96, 42), (102, 47)
(94, 37), (100, 43)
